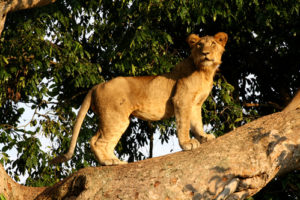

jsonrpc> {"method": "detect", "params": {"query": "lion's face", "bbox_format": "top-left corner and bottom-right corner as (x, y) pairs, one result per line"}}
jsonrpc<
(187, 32), (228, 68)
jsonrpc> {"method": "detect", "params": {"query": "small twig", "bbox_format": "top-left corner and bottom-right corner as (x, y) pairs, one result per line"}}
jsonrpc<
(243, 101), (284, 110)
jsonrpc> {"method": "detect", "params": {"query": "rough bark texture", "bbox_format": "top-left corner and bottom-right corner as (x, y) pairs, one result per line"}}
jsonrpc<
(0, 164), (45, 199)
(34, 109), (300, 200)
(0, 0), (56, 37)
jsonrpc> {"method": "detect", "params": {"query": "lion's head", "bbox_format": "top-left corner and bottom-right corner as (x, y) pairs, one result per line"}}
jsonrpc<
(187, 32), (228, 68)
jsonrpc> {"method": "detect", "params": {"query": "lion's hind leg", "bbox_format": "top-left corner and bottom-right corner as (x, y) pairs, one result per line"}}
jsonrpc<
(90, 117), (129, 166)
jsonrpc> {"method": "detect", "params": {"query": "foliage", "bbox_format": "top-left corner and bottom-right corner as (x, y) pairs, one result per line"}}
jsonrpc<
(0, 0), (299, 198)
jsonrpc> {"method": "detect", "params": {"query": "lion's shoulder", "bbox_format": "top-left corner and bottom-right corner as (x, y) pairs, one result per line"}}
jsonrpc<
(169, 57), (196, 79)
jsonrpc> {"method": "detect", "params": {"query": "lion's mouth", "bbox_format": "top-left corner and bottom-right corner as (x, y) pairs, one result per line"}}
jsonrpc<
(203, 57), (214, 62)
(198, 57), (217, 67)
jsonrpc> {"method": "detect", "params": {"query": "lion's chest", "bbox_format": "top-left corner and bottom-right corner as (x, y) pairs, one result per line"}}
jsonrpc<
(193, 91), (210, 106)
(192, 82), (213, 106)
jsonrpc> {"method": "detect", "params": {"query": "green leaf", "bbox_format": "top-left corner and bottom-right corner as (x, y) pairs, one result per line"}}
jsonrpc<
(0, 194), (7, 200)
(166, 34), (173, 44)
(2, 57), (9, 64)
(213, 13), (217, 21)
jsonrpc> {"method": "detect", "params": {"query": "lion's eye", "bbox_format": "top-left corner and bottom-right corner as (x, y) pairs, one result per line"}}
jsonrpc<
(211, 41), (216, 47)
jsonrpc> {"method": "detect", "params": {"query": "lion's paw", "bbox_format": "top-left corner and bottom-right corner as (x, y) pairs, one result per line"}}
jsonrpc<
(181, 139), (200, 150)
(198, 133), (216, 143)
(101, 159), (128, 166)
(205, 133), (216, 140)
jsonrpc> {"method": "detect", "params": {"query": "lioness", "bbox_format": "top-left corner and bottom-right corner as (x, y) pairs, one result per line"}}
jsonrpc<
(51, 32), (228, 165)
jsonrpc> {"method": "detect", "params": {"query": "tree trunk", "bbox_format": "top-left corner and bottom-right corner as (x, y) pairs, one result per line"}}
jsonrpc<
(0, 0), (56, 37)
(1, 108), (299, 200)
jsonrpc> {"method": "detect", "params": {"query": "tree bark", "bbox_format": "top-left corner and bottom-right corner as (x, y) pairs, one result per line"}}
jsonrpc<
(0, 0), (56, 37)
(283, 89), (300, 112)
(0, 164), (45, 199)
(0, 108), (299, 200)
(35, 109), (300, 200)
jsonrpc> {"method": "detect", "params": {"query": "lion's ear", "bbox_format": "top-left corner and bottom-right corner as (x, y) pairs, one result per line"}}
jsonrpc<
(187, 34), (200, 48)
(214, 32), (228, 47)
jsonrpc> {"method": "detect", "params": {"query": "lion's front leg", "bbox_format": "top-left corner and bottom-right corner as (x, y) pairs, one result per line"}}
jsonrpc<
(173, 96), (200, 151)
(190, 105), (215, 143)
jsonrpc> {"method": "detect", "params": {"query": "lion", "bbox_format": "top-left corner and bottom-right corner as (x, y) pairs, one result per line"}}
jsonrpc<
(51, 32), (228, 166)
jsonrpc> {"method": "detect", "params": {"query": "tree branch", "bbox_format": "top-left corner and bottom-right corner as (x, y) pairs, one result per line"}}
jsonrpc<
(0, 164), (45, 200)
(1, 109), (299, 200)
(243, 101), (284, 110)
(0, 0), (57, 37)
(34, 109), (300, 200)
(283, 89), (300, 112)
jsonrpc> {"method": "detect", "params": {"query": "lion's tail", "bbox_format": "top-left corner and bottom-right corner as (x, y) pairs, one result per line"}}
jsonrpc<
(50, 89), (93, 165)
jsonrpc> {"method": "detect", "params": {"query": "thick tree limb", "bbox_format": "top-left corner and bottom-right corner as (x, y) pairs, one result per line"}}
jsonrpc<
(0, 164), (45, 200)
(0, 0), (56, 37)
(1, 109), (299, 200)
(1, 93), (300, 200)
(34, 109), (300, 200)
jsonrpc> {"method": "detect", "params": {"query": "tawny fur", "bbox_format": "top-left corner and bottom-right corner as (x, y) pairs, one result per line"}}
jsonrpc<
(51, 32), (228, 166)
